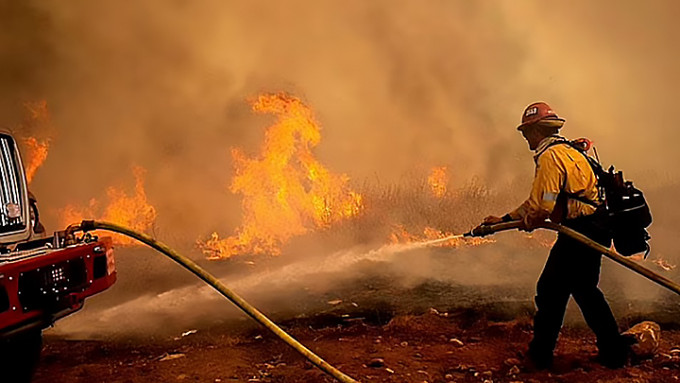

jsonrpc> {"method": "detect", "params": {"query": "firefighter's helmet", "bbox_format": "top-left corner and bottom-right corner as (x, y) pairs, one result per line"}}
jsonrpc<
(517, 102), (565, 131)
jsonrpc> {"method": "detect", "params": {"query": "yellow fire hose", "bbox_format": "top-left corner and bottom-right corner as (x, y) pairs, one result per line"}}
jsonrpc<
(70, 220), (359, 383)
(465, 221), (680, 297)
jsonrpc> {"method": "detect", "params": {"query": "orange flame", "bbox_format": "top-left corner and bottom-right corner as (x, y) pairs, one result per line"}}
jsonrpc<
(24, 137), (50, 184)
(652, 257), (676, 271)
(19, 101), (53, 184)
(200, 93), (363, 259)
(60, 166), (157, 246)
(427, 166), (448, 198)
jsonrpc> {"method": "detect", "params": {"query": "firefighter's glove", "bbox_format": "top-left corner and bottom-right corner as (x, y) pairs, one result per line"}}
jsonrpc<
(470, 223), (492, 237)
(522, 211), (548, 232)
(482, 215), (504, 225)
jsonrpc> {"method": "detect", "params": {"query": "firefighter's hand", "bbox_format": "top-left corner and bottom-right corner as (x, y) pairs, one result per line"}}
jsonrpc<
(520, 216), (536, 232)
(522, 212), (548, 232)
(482, 215), (503, 225)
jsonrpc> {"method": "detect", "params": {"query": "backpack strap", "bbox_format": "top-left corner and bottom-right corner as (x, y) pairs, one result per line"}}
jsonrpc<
(534, 137), (569, 160)
(561, 192), (600, 207)
(535, 138), (604, 209)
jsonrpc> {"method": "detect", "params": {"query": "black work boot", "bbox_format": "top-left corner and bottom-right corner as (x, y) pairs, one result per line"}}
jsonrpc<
(524, 348), (553, 371)
(597, 335), (635, 369)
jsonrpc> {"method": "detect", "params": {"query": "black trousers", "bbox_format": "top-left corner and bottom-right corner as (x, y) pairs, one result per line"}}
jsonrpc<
(528, 215), (623, 362)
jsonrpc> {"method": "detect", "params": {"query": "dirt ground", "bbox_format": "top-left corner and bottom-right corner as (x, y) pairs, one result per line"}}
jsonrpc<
(34, 309), (680, 383)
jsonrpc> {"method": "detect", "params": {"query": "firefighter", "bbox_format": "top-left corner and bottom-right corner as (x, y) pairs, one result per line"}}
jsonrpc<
(481, 102), (631, 369)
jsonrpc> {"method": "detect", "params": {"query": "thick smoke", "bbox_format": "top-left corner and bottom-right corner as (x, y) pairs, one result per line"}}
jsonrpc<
(2, 1), (680, 336)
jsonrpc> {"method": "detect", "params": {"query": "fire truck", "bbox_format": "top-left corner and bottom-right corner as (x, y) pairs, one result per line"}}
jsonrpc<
(0, 132), (116, 382)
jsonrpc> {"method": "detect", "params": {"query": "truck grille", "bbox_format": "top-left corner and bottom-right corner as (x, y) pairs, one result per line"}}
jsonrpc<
(0, 136), (25, 233)
(18, 258), (88, 312)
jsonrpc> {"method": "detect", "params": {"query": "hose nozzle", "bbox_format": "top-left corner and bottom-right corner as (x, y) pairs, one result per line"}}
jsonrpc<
(464, 220), (525, 237)
(464, 225), (492, 237)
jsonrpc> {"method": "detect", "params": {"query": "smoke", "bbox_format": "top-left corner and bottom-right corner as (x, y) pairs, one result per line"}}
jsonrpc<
(53, 239), (544, 338)
(2, 0), (680, 336)
(6, 0), (680, 230)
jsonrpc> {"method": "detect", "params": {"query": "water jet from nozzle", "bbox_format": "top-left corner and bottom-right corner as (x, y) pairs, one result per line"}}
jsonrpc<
(418, 234), (466, 247)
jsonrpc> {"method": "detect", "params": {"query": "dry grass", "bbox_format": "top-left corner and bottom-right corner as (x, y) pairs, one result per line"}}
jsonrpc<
(296, 174), (524, 251)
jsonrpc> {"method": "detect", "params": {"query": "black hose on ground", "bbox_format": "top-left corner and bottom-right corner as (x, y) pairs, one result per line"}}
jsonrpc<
(74, 220), (359, 383)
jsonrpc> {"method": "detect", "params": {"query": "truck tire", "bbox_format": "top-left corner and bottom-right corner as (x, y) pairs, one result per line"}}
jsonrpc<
(0, 329), (43, 383)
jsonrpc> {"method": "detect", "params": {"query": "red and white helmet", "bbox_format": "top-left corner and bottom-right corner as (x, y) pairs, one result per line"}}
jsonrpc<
(517, 102), (565, 130)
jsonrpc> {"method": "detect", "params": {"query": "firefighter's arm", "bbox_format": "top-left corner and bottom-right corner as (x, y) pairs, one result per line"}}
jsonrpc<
(507, 150), (566, 227)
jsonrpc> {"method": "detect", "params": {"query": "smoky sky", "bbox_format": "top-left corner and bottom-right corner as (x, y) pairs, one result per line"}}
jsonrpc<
(1, 0), (679, 245)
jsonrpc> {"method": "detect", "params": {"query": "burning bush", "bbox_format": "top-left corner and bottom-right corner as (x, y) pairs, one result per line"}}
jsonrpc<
(60, 166), (157, 246)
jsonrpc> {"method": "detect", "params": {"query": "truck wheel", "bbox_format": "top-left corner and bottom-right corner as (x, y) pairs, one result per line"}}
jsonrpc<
(0, 329), (43, 382)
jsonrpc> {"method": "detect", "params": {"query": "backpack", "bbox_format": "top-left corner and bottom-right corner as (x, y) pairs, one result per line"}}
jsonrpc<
(551, 138), (652, 257)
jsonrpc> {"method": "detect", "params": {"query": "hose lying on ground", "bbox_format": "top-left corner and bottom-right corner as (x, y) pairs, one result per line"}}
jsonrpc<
(466, 221), (680, 297)
(70, 220), (359, 383)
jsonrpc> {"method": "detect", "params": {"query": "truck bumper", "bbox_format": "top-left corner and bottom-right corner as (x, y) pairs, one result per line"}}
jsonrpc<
(0, 237), (116, 336)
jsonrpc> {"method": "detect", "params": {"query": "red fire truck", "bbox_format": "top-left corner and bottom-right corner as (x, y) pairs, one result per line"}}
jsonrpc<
(0, 132), (116, 381)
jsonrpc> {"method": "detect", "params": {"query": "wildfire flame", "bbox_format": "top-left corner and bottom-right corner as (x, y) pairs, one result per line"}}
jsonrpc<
(200, 93), (363, 259)
(18, 101), (53, 184)
(24, 137), (50, 184)
(60, 166), (157, 246)
(427, 166), (448, 198)
(652, 257), (676, 271)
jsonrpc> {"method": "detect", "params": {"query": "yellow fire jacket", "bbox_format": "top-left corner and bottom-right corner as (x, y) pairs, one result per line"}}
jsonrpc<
(508, 135), (599, 222)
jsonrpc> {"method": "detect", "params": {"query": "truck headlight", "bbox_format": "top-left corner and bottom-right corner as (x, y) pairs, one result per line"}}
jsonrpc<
(5, 203), (21, 219)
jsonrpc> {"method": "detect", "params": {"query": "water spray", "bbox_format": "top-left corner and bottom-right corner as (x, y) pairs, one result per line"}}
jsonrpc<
(417, 234), (466, 247)
(388, 234), (467, 251)
(65, 220), (359, 383)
